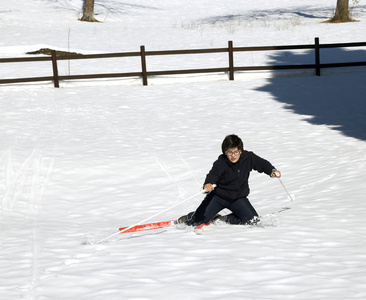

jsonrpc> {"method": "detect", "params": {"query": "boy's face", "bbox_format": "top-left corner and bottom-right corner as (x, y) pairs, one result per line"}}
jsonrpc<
(225, 147), (242, 163)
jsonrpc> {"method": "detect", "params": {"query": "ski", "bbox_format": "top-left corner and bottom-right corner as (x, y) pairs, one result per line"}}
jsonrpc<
(119, 220), (177, 234)
(194, 222), (211, 230)
(194, 222), (214, 234)
(118, 220), (212, 234)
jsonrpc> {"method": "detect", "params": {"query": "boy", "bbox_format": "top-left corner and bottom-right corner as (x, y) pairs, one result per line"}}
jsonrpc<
(179, 134), (281, 226)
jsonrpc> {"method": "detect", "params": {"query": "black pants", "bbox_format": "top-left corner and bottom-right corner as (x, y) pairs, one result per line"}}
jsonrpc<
(188, 193), (259, 226)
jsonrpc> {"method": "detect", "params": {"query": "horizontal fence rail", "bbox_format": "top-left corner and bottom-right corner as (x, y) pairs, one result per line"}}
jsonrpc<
(1, 38), (366, 88)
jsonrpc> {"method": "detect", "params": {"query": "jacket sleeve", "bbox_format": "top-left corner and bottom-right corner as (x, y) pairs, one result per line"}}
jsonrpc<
(203, 157), (225, 186)
(249, 152), (275, 176)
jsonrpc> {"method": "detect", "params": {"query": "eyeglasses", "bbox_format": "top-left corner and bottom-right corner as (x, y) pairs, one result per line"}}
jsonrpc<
(225, 150), (241, 156)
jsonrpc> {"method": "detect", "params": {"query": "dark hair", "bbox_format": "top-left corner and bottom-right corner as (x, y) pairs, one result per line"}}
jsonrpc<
(221, 134), (244, 154)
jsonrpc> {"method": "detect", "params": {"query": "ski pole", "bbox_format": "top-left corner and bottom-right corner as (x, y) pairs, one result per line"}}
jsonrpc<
(94, 187), (211, 244)
(278, 178), (294, 201)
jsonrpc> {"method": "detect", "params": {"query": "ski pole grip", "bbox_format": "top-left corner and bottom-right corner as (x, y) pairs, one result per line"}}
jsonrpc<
(274, 170), (281, 177)
(202, 184), (216, 194)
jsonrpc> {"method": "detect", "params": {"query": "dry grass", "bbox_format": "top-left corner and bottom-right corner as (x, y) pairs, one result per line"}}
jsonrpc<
(173, 17), (309, 34)
(26, 48), (83, 56)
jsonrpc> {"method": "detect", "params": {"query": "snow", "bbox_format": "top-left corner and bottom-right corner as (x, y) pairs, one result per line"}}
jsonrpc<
(1, 0), (366, 299)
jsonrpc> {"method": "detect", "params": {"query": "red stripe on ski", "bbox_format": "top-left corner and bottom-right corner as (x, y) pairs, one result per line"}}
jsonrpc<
(119, 220), (175, 233)
(194, 222), (211, 230)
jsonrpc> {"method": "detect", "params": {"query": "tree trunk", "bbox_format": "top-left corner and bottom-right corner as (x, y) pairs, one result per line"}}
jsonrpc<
(80, 0), (99, 22)
(330, 0), (353, 22)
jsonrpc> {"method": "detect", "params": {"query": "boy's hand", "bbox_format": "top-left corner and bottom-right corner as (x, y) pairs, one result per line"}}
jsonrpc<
(271, 169), (281, 178)
(203, 183), (216, 193)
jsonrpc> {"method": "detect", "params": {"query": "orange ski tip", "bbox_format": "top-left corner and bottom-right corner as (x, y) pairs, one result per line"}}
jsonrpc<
(119, 220), (175, 233)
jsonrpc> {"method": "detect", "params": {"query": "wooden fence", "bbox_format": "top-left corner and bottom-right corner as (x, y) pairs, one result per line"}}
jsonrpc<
(0, 37), (366, 88)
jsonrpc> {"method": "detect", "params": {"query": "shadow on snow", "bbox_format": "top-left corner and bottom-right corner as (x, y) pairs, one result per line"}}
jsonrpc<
(256, 48), (366, 141)
(200, 5), (366, 24)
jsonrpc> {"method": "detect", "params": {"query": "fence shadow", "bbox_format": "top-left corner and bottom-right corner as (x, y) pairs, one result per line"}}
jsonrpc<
(256, 48), (366, 141)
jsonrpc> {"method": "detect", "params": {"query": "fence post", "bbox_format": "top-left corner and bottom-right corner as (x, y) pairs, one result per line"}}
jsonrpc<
(228, 41), (234, 80)
(315, 37), (320, 76)
(51, 50), (60, 88)
(140, 45), (148, 86)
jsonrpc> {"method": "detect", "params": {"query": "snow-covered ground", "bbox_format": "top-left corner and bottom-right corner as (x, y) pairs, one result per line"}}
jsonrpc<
(1, 0), (366, 299)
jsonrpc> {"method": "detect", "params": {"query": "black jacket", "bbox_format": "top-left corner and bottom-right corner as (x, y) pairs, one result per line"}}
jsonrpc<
(204, 151), (275, 202)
